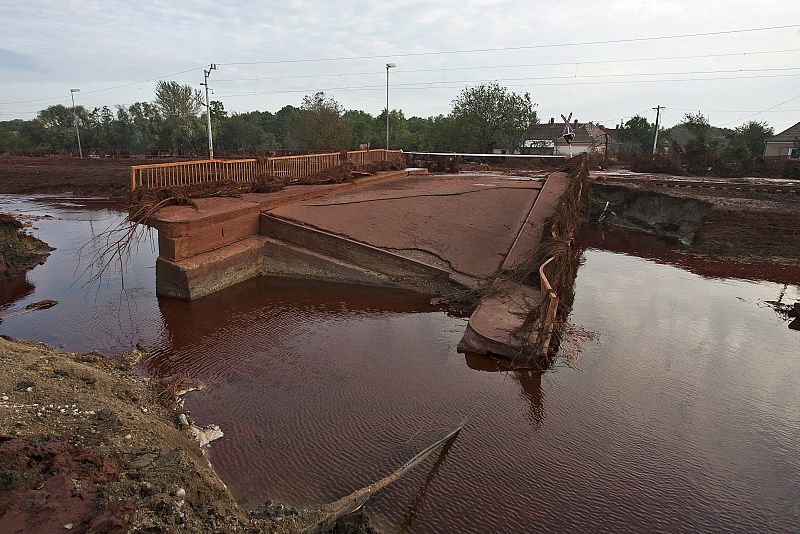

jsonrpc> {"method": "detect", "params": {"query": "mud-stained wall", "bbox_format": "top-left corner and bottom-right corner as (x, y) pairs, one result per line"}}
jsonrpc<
(590, 184), (712, 244)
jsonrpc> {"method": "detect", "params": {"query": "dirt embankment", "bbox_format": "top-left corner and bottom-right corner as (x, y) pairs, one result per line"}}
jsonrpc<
(0, 157), (133, 198)
(589, 181), (800, 265)
(0, 337), (382, 533)
(0, 214), (52, 279)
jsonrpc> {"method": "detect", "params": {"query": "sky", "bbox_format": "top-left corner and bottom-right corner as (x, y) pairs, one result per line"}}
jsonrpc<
(1, 0), (799, 132)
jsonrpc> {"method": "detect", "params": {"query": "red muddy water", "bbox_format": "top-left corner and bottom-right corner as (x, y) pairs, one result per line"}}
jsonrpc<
(1, 195), (798, 533)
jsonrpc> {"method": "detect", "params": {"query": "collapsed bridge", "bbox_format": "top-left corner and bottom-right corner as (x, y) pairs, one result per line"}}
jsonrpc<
(134, 149), (588, 366)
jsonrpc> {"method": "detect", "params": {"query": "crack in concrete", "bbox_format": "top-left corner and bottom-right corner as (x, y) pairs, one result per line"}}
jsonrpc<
(304, 186), (541, 207)
(384, 246), (488, 281)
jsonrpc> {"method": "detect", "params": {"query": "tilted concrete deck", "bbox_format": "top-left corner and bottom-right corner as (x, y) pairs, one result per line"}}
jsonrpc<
(268, 173), (544, 282)
(145, 167), (574, 361)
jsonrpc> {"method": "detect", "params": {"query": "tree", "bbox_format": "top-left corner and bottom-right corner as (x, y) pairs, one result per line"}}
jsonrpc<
(343, 109), (376, 148)
(33, 105), (81, 152)
(682, 113), (720, 175)
(374, 109), (408, 149)
(285, 92), (351, 150)
(448, 83), (537, 153)
(732, 120), (773, 158)
(718, 138), (751, 174)
(154, 81), (205, 152)
(422, 114), (456, 152)
(617, 115), (653, 155)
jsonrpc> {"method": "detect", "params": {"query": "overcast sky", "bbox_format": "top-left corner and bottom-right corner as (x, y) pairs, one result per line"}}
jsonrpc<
(2, 0), (799, 131)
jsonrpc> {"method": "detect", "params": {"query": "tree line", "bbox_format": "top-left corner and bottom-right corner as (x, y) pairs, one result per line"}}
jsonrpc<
(0, 81), (538, 155)
(614, 113), (776, 174)
(0, 79), (779, 175)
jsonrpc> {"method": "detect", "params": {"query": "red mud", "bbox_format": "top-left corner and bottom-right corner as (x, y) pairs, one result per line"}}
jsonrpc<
(0, 437), (131, 534)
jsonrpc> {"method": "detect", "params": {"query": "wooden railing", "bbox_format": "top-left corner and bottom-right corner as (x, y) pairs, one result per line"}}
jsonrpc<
(264, 152), (340, 178)
(538, 256), (559, 351)
(130, 149), (404, 191)
(346, 149), (403, 165)
(130, 159), (259, 191)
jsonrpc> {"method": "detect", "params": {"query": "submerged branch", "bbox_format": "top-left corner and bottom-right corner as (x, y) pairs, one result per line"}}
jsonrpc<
(302, 423), (464, 534)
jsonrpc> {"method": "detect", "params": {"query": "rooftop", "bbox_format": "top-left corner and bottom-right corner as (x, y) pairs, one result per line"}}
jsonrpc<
(769, 121), (800, 142)
(528, 119), (595, 145)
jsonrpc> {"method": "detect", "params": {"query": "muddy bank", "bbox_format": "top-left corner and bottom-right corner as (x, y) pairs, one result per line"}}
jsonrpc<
(0, 157), (132, 198)
(590, 182), (800, 264)
(0, 214), (52, 279)
(0, 336), (377, 533)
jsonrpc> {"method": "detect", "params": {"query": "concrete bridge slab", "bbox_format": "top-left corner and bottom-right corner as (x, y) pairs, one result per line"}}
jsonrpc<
(268, 174), (544, 280)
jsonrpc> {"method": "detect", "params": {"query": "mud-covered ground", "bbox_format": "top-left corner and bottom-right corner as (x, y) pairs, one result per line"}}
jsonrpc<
(0, 157), (139, 198)
(0, 214), (52, 279)
(589, 173), (800, 265)
(0, 337), (380, 533)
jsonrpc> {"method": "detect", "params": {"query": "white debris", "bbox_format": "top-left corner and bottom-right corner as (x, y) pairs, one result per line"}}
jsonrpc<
(187, 424), (224, 448)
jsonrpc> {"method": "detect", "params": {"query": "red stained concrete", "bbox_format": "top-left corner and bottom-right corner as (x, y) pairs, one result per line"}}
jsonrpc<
(143, 166), (576, 361)
(268, 174), (544, 280)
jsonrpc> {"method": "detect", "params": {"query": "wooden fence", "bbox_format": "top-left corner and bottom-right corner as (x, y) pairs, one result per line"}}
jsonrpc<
(130, 149), (404, 191)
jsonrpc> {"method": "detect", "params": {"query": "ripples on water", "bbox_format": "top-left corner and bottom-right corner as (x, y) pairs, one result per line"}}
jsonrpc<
(1, 196), (798, 533)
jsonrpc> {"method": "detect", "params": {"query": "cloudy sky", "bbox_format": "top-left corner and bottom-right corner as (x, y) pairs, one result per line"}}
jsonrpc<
(2, 0), (799, 131)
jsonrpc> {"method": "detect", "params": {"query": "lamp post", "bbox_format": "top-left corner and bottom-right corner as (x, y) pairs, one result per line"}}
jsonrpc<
(385, 63), (397, 149)
(70, 88), (82, 158)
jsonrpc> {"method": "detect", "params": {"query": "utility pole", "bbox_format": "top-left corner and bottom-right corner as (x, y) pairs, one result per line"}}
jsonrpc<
(652, 105), (664, 154)
(385, 63), (397, 149)
(70, 88), (82, 158)
(202, 64), (217, 159)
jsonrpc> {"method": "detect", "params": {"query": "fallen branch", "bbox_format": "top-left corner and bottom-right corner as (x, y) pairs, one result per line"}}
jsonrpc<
(302, 423), (464, 534)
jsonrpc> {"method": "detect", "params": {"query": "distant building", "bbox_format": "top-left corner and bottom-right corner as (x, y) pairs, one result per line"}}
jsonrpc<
(765, 121), (800, 158)
(518, 118), (607, 156)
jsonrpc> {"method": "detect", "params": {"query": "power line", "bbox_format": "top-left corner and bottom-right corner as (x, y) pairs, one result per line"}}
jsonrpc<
(1, 24), (795, 109)
(0, 66), (205, 106)
(719, 94), (800, 126)
(667, 107), (800, 113)
(216, 69), (800, 97)
(220, 24), (800, 66)
(207, 48), (800, 83)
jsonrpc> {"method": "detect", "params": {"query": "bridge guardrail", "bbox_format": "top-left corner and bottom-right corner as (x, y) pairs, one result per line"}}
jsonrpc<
(538, 256), (559, 350)
(130, 149), (404, 191)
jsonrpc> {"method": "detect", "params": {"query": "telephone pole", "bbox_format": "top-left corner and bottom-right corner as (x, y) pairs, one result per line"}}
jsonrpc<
(70, 88), (82, 158)
(652, 105), (664, 154)
(202, 64), (217, 159)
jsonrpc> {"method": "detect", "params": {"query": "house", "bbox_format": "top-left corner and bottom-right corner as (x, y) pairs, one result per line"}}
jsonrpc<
(765, 121), (800, 158)
(521, 118), (606, 156)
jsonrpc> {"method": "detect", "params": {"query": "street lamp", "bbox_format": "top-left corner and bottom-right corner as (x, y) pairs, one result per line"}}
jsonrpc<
(70, 88), (82, 158)
(385, 63), (397, 149)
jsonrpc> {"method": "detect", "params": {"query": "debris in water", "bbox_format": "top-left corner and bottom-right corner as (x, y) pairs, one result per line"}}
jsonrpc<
(303, 423), (463, 534)
(188, 424), (224, 448)
(0, 299), (59, 319)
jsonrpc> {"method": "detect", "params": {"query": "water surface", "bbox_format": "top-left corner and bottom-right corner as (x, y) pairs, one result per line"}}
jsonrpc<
(1, 196), (798, 533)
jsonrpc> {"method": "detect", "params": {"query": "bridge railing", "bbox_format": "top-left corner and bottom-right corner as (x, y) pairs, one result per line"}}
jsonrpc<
(130, 149), (404, 191)
(130, 159), (259, 191)
(264, 152), (341, 178)
(346, 149), (404, 165)
(538, 256), (560, 352)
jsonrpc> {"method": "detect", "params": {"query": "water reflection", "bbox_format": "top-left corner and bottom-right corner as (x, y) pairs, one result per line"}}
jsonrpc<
(0, 274), (35, 310)
(579, 224), (800, 285)
(464, 353), (545, 428)
(399, 431), (460, 533)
